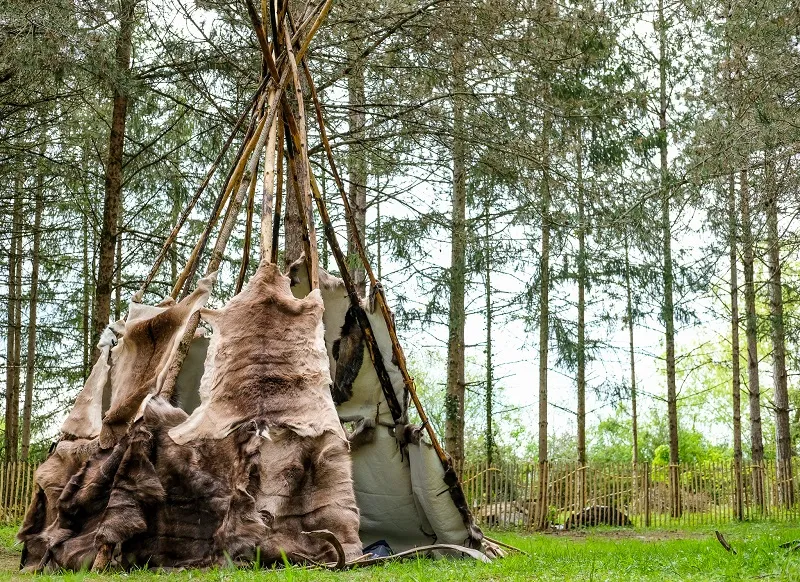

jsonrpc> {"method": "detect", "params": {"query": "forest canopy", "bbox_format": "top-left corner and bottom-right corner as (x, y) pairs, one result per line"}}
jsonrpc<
(1, 0), (800, 498)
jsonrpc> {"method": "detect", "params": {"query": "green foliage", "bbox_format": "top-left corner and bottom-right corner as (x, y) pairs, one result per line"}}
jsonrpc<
(3, 523), (800, 580)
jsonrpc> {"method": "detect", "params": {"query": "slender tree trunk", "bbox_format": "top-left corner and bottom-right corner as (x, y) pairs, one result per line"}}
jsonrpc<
(624, 232), (638, 465)
(445, 31), (467, 466)
(12, 194), (22, 460)
(82, 209), (91, 381)
(484, 195), (494, 466)
(657, 0), (680, 518)
(346, 49), (367, 297)
(81, 142), (91, 381)
(576, 136), (586, 467)
(575, 134), (588, 525)
(728, 173), (744, 520)
(624, 201), (639, 524)
(536, 106), (553, 531)
(764, 154), (793, 506)
(92, 0), (137, 362)
(4, 175), (23, 462)
(171, 184), (179, 285)
(114, 210), (123, 320)
(376, 194), (381, 280)
(21, 173), (43, 460)
(740, 167), (764, 508)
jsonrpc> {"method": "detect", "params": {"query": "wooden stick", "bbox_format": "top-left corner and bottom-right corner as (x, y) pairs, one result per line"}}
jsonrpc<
(283, 21), (319, 289)
(284, 127), (318, 289)
(236, 169), (258, 293)
(306, 171), (404, 421)
(271, 122), (284, 264)
(300, 58), (446, 460)
(171, 76), (280, 299)
(261, 90), (279, 262)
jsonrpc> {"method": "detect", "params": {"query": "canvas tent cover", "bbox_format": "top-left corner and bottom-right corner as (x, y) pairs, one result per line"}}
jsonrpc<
(18, 261), (494, 571)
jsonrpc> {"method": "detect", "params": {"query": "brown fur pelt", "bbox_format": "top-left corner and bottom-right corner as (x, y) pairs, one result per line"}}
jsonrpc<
(99, 273), (215, 448)
(19, 263), (361, 571)
(331, 305), (365, 405)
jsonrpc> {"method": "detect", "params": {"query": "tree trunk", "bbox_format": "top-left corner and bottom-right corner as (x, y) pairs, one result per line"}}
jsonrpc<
(82, 209), (91, 382)
(536, 106), (553, 531)
(21, 172), (43, 460)
(484, 194), (494, 466)
(445, 31), (467, 466)
(114, 209), (123, 320)
(764, 154), (793, 506)
(657, 0), (680, 518)
(624, 228), (638, 465)
(576, 135), (586, 468)
(92, 0), (137, 362)
(12, 193), (23, 459)
(740, 167), (764, 508)
(728, 173), (744, 520)
(346, 50), (367, 297)
(4, 175), (23, 462)
(171, 184), (179, 285)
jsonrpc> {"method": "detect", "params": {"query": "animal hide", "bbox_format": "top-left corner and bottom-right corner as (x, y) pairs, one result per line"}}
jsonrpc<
(19, 263), (361, 570)
(99, 272), (216, 448)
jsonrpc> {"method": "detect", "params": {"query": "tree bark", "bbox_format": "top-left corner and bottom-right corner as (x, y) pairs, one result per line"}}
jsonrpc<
(92, 0), (137, 362)
(171, 183), (179, 285)
(346, 48), (367, 297)
(114, 212), (124, 321)
(82, 209), (91, 382)
(740, 167), (764, 508)
(114, 210), (123, 320)
(21, 171), (43, 460)
(764, 154), (793, 506)
(536, 106), (553, 531)
(728, 173), (744, 520)
(624, 228), (638, 465)
(4, 174), (23, 462)
(484, 194), (494, 466)
(576, 135), (586, 467)
(445, 29), (467, 466)
(657, 0), (680, 518)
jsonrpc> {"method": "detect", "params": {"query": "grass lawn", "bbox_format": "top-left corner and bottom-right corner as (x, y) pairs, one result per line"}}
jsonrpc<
(0, 522), (799, 581)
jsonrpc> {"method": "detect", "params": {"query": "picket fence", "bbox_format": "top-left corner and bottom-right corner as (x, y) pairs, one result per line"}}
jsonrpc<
(2, 460), (800, 528)
(0, 462), (36, 524)
(458, 459), (800, 528)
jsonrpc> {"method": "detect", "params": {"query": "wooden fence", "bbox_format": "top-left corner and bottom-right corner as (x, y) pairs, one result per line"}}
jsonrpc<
(459, 460), (800, 529)
(2, 460), (800, 528)
(0, 462), (37, 524)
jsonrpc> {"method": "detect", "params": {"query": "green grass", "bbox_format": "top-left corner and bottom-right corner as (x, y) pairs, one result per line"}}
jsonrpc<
(1, 522), (799, 581)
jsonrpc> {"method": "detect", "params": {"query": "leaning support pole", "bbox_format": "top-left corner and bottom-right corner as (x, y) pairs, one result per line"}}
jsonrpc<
(270, 123), (284, 264)
(236, 169), (258, 294)
(261, 89), (279, 262)
(302, 60), (446, 459)
(161, 0), (331, 400)
(135, 76), (268, 301)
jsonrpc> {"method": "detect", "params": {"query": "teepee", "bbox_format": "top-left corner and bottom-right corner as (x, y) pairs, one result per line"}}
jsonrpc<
(18, 0), (504, 571)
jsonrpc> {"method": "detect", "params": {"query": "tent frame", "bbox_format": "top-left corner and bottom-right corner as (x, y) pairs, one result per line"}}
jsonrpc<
(135, 0), (474, 541)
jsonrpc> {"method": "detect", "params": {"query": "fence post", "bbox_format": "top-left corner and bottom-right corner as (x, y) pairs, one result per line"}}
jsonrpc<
(644, 462), (651, 527)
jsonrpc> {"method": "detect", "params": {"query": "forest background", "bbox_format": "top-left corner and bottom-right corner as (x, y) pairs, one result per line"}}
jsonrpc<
(1, 0), (799, 487)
